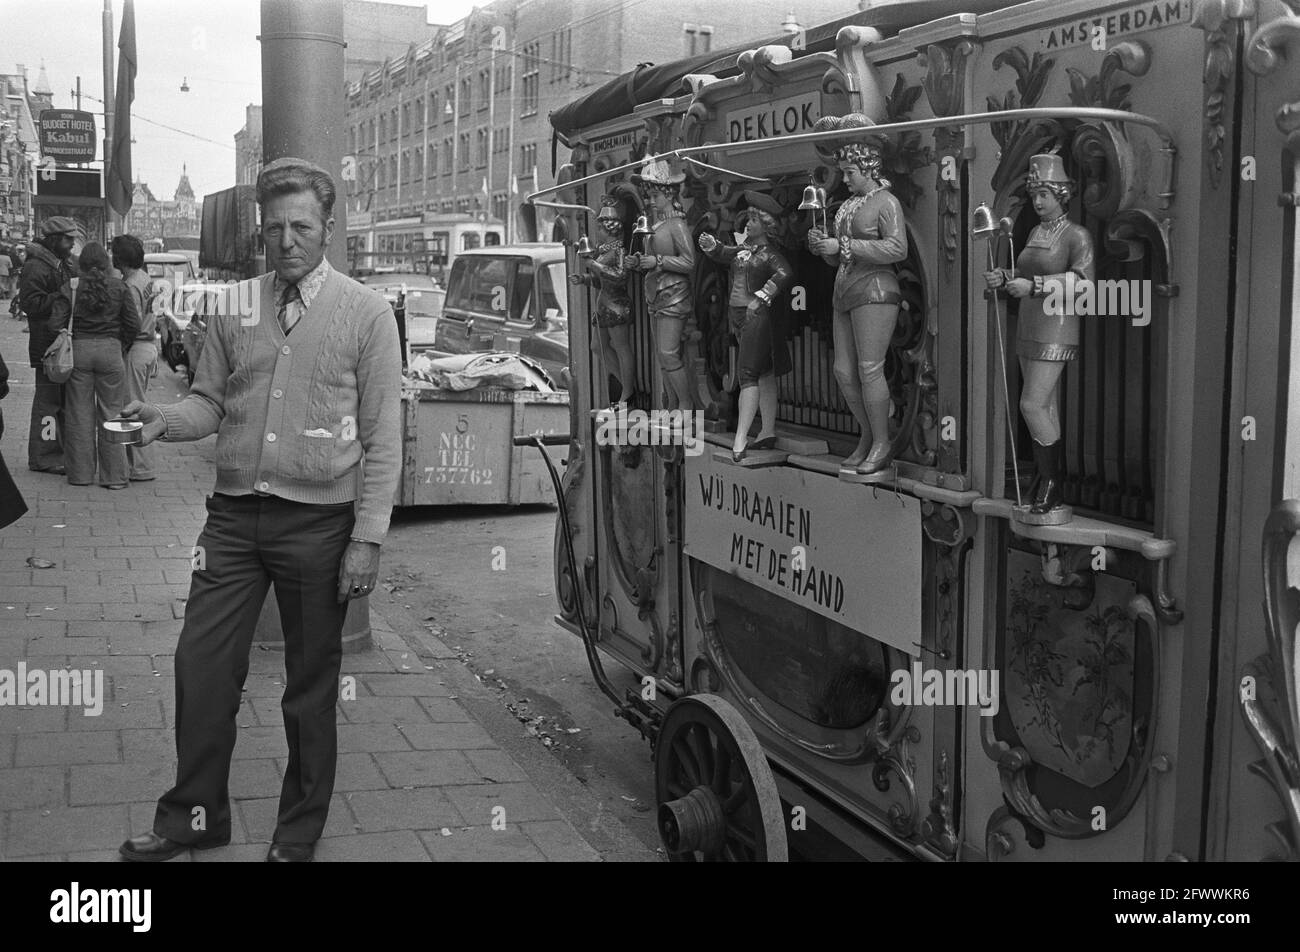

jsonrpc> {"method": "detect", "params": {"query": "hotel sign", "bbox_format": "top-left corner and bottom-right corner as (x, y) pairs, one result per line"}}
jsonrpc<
(725, 93), (821, 145)
(684, 453), (922, 654)
(38, 110), (96, 162)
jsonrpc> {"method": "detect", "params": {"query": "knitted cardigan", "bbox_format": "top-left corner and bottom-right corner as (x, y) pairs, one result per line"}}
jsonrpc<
(154, 267), (401, 544)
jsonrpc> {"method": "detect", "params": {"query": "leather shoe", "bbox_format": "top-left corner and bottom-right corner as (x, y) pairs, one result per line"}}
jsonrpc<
(119, 831), (228, 862)
(266, 841), (315, 862)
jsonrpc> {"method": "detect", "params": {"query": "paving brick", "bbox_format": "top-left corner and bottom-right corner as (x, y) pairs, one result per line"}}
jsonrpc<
(101, 569), (167, 586)
(133, 584), (189, 604)
(29, 571), (100, 588)
(231, 726), (289, 760)
(25, 635), (108, 655)
(94, 547), (159, 561)
(520, 820), (602, 862)
(69, 655), (158, 677)
(67, 620), (144, 639)
(442, 782), (561, 825)
(465, 749), (531, 783)
(0, 766), (67, 808)
(16, 731), (121, 767)
(238, 672), (288, 699)
(419, 825), (546, 862)
(236, 794), (356, 842)
(329, 753), (390, 792)
(0, 732), (13, 767)
(0, 618), (68, 638)
(0, 704), (69, 733)
(71, 762), (176, 805)
(337, 722), (412, 754)
(3, 805), (129, 856)
(101, 604), (175, 622)
(190, 844), (266, 862)
(0, 570), (33, 587)
(373, 750), (482, 788)
(400, 721), (497, 751)
(120, 729), (174, 763)
(65, 585), (141, 604)
(110, 674), (172, 703)
(316, 830), (433, 862)
(67, 849), (134, 862)
(345, 788), (463, 833)
(229, 757), (281, 800)
(415, 697), (472, 722)
(0, 585), (66, 602)
(40, 603), (108, 619)
(339, 696), (429, 724)
(106, 634), (179, 656)
(358, 673), (455, 697)
(78, 699), (164, 731)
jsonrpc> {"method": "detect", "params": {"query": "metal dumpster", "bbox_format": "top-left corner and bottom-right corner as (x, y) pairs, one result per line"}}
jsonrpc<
(395, 386), (569, 507)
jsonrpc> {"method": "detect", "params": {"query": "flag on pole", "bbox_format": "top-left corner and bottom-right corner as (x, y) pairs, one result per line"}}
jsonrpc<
(106, 0), (136, 217)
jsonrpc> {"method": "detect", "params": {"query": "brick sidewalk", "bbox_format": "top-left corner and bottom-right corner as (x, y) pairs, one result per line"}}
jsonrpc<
(0, 315), (627, 861)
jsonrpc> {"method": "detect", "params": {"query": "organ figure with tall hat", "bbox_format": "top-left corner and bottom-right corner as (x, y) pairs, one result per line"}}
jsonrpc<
(624, 157), (698, 413)
(569, 193), (637, 404)
(984, 151), (1095, 517)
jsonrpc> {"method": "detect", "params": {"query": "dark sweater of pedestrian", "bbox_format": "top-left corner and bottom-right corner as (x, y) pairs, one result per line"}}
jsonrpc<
(0, 347), (28, 529)
(52, 242), (140, 488)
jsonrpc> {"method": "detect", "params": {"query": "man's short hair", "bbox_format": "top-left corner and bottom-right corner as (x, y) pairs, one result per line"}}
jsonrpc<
(110, 234), (145, 270)
(257, 157), (336, 221)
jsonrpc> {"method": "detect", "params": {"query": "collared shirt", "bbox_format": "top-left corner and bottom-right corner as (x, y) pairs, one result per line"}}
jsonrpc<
(272, 256), (332, 334)
(123, 269), (155, 341)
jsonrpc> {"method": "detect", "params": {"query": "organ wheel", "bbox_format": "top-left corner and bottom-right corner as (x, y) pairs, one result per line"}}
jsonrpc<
(654, 694), (788, 862)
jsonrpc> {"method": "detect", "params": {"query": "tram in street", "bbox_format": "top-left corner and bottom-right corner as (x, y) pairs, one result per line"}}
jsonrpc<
(522, 0), (1300, 861)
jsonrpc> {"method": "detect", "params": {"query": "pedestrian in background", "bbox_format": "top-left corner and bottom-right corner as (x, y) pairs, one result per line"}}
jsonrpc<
(18, 217), (78, 474)
(55, 241), (139, 489)
(118, 157), (401, 863)
(0, 247), (12, 300)
(0, 347), (27, 530)
(112, 234), (157, 481)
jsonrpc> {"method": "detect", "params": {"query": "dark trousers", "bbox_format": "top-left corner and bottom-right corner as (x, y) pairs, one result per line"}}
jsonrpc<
(154, 493), (355, 845)
(27, 364), (64, 470)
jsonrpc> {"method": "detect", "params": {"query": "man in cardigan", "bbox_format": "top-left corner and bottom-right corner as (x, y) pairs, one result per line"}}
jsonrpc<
(116, 157), (402, 863)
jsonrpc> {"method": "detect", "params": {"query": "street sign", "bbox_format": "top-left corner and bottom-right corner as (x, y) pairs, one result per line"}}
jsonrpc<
(38, 110), (97, 162)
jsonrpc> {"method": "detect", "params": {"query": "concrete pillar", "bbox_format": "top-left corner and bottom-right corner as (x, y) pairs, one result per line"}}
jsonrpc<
(254, 0), (369, 651)
(258, 0), (348, 272)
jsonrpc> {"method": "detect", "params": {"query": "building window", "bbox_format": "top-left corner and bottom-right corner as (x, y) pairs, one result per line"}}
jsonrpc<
(388, 155), (397, 189)
(431, 91), (439, 121)
(475, 129), (487, 168)
(428, 144), (437, 177)
(456, 197), (471, 215)
(378, 113), (386, 141)
(458, 132), (470, 170)
(460, 76), (472, 116)
(444, 85), (454, 122)
(478, 69), (490, 106)
(492, 192), (508, 223)
(519, 142), (537, 174)
(391, 107), (399, 140)
(684, 24), (713, 56)
(402, 102), (409, 135)
(550, 29), (571, 83)
(496, 63), (511, 92)
(443, 137), (453, 175)
(522, 41), (540, 116)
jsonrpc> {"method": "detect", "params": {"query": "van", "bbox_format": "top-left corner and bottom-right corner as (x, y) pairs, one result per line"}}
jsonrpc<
(430, 243), (568, 389)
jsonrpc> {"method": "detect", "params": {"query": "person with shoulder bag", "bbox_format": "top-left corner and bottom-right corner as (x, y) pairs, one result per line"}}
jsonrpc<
(54, 241), (140, 489)
(18, 217), (78, 473)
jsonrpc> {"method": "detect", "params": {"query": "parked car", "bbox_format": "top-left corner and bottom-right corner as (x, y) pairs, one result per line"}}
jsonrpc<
(431, 244), (568, 388)
(360, 272), (445, 347)
(144, 251), (198, 285)
(158, 283), (222, 385)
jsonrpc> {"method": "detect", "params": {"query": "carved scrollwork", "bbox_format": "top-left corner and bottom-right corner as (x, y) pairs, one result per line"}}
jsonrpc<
(986, 46), (1056, 151)
(736, 44), (794, 92)
(1192, 2), (1246, 188)
(985, 805), (1046, 860)
(1240, 500), (1300, 860)
(1245, 2), (1300, 76)
(920, 749), (958, 857)
(988, 592), (1162, 842)
(665, 609), (683, 687)
(919, 40), (975, 278)
(871, 723), (922, 838)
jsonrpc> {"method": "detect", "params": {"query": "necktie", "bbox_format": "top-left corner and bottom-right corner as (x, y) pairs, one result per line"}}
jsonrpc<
(277, 283), (301, 335)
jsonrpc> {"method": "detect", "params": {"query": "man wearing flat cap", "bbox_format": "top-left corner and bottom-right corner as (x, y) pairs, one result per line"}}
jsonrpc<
(116, 157), (402, 863)
(18, 216), (80, 474)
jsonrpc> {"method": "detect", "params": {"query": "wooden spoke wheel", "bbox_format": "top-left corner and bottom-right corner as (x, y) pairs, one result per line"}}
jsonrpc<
(654, 694), (788, 862)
